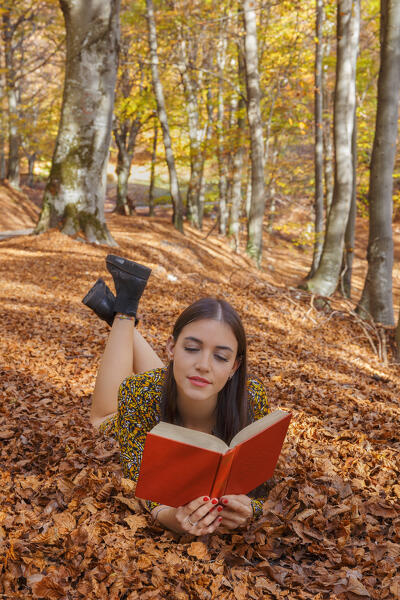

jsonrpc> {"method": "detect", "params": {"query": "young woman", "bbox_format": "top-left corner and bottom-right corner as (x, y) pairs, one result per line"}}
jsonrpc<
(85, 254), (270, 536)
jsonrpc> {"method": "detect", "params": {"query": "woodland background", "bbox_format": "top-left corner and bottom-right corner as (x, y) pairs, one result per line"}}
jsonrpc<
(0, 0), (400, 598)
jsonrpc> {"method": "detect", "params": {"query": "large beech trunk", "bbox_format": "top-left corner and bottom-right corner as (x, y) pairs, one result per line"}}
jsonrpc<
(243, 0), (266, 266)
(358, 0), (400, 327)
(35, 0), (119, 244)
(306, 0), (360, 295)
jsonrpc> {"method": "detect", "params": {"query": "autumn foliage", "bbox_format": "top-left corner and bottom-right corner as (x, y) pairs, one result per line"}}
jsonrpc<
(0, 211), (399, 599)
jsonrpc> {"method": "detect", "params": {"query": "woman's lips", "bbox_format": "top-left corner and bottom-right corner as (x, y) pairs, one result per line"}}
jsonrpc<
(188, 376), (211, 387)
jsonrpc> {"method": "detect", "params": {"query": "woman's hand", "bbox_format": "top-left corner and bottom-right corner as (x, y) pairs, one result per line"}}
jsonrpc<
(217, 495), (253, 530)
(153, 496), (222, 535)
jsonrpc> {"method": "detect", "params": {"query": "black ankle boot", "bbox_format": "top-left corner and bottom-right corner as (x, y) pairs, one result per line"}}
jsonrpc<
(82, 278), (115, 326)
(106, 254), (151, 318)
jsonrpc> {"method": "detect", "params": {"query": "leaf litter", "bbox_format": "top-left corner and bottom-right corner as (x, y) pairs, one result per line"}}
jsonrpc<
(0, 212), (399, 599)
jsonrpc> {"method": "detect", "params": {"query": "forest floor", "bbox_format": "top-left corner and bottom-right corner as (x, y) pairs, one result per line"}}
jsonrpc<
(0, 181), (400, 599)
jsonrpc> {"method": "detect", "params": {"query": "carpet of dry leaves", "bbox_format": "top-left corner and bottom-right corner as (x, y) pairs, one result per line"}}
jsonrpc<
(0, 205), (400, 600)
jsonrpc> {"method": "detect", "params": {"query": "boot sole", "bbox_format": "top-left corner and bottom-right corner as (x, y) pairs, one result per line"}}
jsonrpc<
(106, 255), (151, 280)
(82, 278), (106, 306)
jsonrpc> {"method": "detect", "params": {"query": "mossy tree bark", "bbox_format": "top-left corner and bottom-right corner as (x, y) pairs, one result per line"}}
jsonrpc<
(306, 0), (360, 295)
(243, 0), (266, 266)
(357, 0), (400, 326)
(35, 0), (120, 245)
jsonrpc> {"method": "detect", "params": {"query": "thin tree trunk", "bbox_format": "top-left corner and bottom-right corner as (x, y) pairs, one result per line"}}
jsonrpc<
(358, 0), (400, 327)
(197, 86), (213, 230)
(341, 104), (357, 297)
(149, 119), (158, 217)
(216, 30), (228, 235)
(27, 153), (36, 187)
(245, 160), (252, 219)
(35, 0), (119, 244)
(113, 120), (141, 215)
(323, 38), (334, 216)
(116, 152), (131, 215)
(2, 12), (20, 189)
(0, 87), (6, 180)
(323, 113), (334, 216)
(177, 35), (203, 228)
(309, 0), (325, 278)
(145, 0), (183, 232)
(229, 48), (246, 253)
(243, 0), (266, 266)
(306, 0), (360, 295)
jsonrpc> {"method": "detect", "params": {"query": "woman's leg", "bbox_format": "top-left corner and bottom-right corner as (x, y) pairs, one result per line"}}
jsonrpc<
(90, 318), (164, 426)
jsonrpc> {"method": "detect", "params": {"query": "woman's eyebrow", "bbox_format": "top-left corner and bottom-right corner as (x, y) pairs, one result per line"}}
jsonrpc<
(183, 336), (233, 352)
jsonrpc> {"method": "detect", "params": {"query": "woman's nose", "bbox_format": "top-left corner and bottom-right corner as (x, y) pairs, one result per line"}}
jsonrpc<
(196, 352), (211, 371)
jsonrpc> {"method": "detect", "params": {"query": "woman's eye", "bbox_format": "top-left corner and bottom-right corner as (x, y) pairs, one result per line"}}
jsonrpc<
(215, 355), (229, 362)
(184, 347), (199, 352)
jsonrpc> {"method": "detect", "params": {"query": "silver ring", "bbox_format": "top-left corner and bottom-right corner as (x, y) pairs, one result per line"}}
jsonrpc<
(186, 516), (197, 527)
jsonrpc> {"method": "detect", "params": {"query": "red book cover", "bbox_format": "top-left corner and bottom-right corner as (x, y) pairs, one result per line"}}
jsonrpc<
(135, 434), (221, 507)
(224, 414), (291, 495)
(135, 410), (291, 507)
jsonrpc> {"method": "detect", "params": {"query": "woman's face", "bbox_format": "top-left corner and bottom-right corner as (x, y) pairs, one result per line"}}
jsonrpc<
(167, 318), (239, 412)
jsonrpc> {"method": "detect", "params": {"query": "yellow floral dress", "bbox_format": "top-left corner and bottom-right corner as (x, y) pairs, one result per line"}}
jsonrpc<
(100, 367), (270, 519)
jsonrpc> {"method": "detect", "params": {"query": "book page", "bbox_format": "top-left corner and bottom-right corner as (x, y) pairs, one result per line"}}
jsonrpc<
(150, 421), (228, 453)
(229, 409), (290, 448)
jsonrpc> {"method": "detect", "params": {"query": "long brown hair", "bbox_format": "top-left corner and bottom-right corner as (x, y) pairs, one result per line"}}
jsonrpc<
(161, 297), (250, 444)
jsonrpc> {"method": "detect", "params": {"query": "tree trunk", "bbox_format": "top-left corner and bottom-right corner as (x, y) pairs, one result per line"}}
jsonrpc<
(197, 86), (213, 230)
(2, 11), (21, 189)
(357, 0), (400, 326)
(322, 38), (334, 216)
(306, 0), (360, 295)
(35, 0), (119, 244)
(243, 0), (266, 266)
(216, 31), (228, 235)
(177, 36), (203, 228)
(229, 45), (246, 253)
(309, 0), (325, 278)
(116, 151), (131, 215)
(341, 105), (357, 297)
(0, 47), (6, 180)
(145, 0), (183, 233)
(245, 161), (252, 219)
(113, 120), (141, 215)
(149, 119), (158, 217)
(27, 153), (36, 187)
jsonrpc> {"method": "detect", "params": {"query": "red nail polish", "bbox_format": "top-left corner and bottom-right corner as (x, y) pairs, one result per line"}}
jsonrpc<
(203, 496), (210, 502)
(217, 506), (223, 512)
(222, 499), (229, 504)
(218, 517), (222, 521)
(211, 498), (218, 505)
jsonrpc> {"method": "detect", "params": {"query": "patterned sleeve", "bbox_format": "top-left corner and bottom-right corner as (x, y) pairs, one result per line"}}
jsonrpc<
(117, 376), (150, 481)
(247, 377), (271, 520)
(117, 375), (161, 515)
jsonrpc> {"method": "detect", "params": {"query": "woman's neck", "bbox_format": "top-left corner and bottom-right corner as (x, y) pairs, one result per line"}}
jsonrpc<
(177, 396), (216, 434)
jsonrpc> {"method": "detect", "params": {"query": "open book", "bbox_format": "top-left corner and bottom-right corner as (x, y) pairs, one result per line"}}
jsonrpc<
(135, 409), (291, 507)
